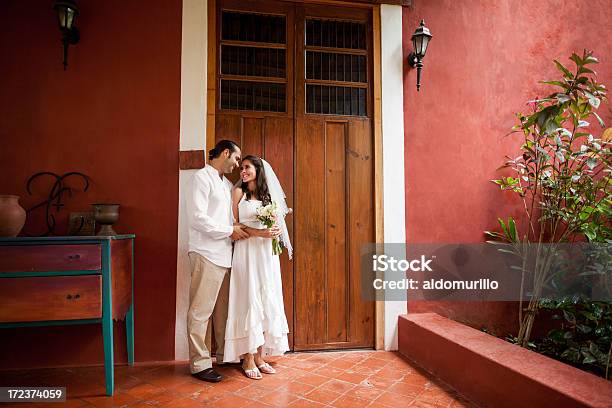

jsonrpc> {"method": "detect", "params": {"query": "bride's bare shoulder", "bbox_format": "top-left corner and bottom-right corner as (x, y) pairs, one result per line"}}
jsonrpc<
(232, 186), (244, 201)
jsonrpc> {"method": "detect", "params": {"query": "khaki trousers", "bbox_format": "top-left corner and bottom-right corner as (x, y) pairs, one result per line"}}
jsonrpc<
(187, 252), (230, 374)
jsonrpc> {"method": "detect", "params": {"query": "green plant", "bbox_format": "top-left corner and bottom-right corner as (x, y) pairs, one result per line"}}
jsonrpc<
(486, 50), (611, 347)
(538, 295), (612, 379)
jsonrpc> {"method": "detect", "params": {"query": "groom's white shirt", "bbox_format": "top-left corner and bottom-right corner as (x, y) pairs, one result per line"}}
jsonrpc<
(188, 164), (234, 268)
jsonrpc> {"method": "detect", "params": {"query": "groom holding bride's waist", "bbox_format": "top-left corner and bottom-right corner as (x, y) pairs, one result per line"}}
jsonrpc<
(187, 139), (291, 383)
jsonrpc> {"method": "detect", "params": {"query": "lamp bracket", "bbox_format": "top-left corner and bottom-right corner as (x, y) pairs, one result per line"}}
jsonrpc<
(62, 27), (80, 45)
(408, 52), (418, 68)
(68, 27), (80, 45)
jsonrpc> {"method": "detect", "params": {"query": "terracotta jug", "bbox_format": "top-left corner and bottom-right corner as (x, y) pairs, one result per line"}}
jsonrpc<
(0, 195), (26, 237)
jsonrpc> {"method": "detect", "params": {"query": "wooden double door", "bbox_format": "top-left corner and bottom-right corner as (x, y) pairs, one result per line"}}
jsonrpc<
(215, 0), (374, 350)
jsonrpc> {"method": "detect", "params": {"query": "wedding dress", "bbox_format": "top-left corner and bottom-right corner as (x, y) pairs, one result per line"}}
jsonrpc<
(223, 195), (290, 362)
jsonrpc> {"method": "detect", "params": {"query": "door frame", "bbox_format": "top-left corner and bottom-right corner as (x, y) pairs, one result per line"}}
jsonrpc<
(206, 0), (385, 350)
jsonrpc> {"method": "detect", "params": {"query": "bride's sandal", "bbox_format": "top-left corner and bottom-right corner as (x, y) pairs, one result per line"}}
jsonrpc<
(243, 366), (263, 380)
(257, 362), (276, 374)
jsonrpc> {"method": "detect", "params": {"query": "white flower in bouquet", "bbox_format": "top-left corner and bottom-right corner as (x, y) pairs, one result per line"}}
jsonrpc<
(256, 201), (282, 256)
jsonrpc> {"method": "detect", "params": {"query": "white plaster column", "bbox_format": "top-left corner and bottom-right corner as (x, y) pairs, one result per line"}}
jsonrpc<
(175, 0), (208, 360)
(381, 4), (407, 351)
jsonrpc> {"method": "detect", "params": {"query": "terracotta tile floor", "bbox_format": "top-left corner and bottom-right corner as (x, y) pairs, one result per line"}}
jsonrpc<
(0, 351), (479, 407)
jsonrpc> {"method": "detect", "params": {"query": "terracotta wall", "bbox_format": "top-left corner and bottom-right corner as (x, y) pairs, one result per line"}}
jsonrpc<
(0, 0), (181, 367)
(403, 0), (612, 335)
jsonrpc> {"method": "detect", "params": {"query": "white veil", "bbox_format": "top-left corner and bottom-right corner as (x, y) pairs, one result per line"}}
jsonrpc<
(261, 159), (293, 259)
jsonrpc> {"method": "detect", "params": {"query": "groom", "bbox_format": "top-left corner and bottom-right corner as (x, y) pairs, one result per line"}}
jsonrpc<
(187, 139), (248, 382)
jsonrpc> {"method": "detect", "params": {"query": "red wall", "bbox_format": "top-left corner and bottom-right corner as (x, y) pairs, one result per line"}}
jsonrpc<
(0, 0), (181, 367)
(403, 0), (612, 335)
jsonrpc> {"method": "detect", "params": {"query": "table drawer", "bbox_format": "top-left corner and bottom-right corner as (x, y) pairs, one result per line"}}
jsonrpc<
(0, 275), (102, 322)
(0, 245), (101, 273)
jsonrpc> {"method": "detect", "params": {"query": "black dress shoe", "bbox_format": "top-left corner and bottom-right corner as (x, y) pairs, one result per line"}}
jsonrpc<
(192, 368), (223, 383)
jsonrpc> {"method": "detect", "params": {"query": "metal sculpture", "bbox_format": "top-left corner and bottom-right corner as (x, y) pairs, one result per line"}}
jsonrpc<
(25, 171), (90, 236)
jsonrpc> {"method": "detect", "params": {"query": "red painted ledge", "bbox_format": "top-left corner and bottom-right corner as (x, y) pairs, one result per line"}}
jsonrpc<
(398, 313), (612, 408)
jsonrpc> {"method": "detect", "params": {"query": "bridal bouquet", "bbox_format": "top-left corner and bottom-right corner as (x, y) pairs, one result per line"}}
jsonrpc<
(256, 201), (282, 256)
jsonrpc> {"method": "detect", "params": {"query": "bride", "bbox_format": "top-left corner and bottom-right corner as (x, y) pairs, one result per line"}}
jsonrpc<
(223, 155), (292, 380)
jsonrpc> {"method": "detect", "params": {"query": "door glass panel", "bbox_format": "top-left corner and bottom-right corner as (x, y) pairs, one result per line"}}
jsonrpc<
(222, 11), (286, 44)
(306, 51), (366, 83)
(220, 11), (287, 112)
(305, 18), (367, 116)
(306, 85), (366, 116)
(221, 46), (286, 78)
(221, 80), (286, 112)
(305, 19), (366, 50)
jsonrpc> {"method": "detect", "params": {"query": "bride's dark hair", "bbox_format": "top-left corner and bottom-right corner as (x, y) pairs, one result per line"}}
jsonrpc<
(240, 155), (271, 206)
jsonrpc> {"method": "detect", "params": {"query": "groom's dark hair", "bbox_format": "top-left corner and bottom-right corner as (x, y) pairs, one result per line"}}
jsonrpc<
(208, 139), (239, 161)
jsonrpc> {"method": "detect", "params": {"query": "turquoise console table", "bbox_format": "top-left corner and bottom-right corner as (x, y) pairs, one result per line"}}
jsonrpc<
(0, 235), (135, 396)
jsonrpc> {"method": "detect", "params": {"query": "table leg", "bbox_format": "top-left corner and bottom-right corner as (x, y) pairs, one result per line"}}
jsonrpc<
(102, 314), (114, 395)
(126, 304), (134, 365)
(102, 241), (114, 396)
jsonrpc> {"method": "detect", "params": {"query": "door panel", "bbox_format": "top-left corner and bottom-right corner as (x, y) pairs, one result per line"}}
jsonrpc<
(325, 122), (348, 343)
(294, 117), (326, 346)
(242, 117), (264, 158)
(261, 117), (295, 343)
(216, 0), (374, 351)
(347, 119), (374, 346)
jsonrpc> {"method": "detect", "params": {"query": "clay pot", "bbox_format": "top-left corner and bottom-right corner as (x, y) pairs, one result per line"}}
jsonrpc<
(0, 195), (26, 237)
(92, 203), (120, 236)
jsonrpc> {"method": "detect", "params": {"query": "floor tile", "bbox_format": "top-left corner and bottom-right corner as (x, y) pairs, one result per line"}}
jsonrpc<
(295, 373), (329, 387)
(289, 397), (328, 407)
(330, 393), (370, 407)
(159, 395), (203, 408)
(276, 367), (306, 380)
(307, 355), (336, 365)
(365, 375), (398, 389)
(314, 365), (345, 378)
(417, 388), (456, 406)
(211, 394), (253, 408)
(122, 382), (166, 400)
(388, 382), (424, 397)
(280, 381), (316, 396)
(400, 370), (431, 385)
(234, 383), (271, 400)
(290, 360), (323, 371)
(259, 390), (299, 407)
(141, 390), (184, 406)
(336, 371), (368, 384)
(303, 388), (342, 404)
(257, 375), (291, 389)
(374, 391), (417, 407)
(174, 379), (212, 395)
(319, 378), (356, 394)
(346, 383), (385, 401)
(408, 399), (444, 408)
(82, 391), (140, 407)
(327, 358), (358, 370)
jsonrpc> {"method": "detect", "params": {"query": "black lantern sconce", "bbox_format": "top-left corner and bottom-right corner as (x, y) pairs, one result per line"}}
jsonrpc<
(407, 20), (432, 92)
(53, 0), (80, 70)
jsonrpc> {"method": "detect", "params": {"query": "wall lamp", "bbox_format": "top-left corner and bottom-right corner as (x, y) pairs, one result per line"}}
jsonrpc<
(53, 0), (80, 70)
(407, 20), (432, 92)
